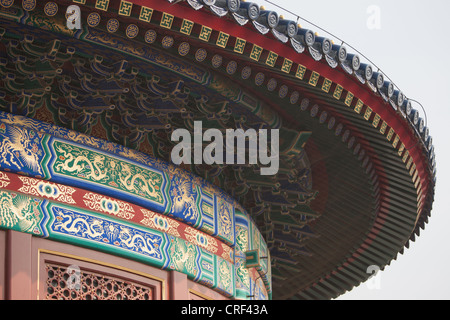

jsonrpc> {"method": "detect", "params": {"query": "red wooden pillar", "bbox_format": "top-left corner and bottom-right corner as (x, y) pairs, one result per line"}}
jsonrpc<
(5, 230), (32, 300)
(169, 270), (189, 300)
(0, 230), (5, 300)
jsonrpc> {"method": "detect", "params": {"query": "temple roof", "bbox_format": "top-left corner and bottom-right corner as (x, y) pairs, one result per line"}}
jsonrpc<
(0, 0), (436, 299)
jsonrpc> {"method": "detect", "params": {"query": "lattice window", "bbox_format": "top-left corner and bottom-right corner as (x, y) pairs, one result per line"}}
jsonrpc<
(45, 263), (153, 300)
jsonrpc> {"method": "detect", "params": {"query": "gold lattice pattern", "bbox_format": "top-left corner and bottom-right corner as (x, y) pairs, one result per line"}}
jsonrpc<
(45, 264), (153, 300)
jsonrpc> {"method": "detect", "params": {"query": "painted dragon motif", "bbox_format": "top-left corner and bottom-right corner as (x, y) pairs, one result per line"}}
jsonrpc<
(53, 209), (104, 239)
(118, 226), (161, 258)
(236, 227), (248, 252)
(54, 143), (108, 181)
(236, 262), (250, 289)
(219, 260), (232, 290)
(218, 201), (233, 240)
(118, 163), (163, 202)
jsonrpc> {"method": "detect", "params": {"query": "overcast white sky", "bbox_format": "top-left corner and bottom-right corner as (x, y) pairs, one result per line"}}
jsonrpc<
(253, 0), (450, 300)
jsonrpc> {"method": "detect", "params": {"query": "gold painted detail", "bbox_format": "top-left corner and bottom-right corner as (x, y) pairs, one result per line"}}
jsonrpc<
(169, 237), (197, 276)
(160, 12), (174, 29)
(345, 92), (354, 107)
(216, 31), (229, 48)
(140, 209), (180, 237)
(308, 71), (320, 87)
(0, 190), (41, 233)
(118, 0), (132, 16)
(333, 84), (343, 99)
(407, 157), (413, 170)
(83, 193), (135, 220)
(218, 200), (233, 243)
(221, 243), (233, 263)
(236, 226), (248, 253)
(218, 260), (232, 292)
(265, 51), (278, 67)
(402, 149), (409, 163)
(380, 121), (388, 135)
(139, 6), (153, 22)
(0, 0), (14, 8)
(281, 58), (293, 74)
(184, 226), (218, 254)
(392, 135), (400, 148)
(354, 99), (364, 114)
(322, 78), (332, 93)
(234, 38), (246, 54)
(18, 176), (76, 204)
(180, 19), (194, 35)
(0, 171), (10, 188)
(398, 143), (405, 157)
(387, 128), (395, 142)
(295, 64), (306, 80)
(364, 106), (372, 120)
(95, 0), (109, 11)
(52, 141), (164, 204)
(199, 26), (212, 42)
(250, 45), (263, 61)
(372, 114), (381, 128)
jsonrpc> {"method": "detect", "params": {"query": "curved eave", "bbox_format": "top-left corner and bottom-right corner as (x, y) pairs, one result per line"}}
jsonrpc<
(156, 0), (435, 298)
(144, 0), (435, 297)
